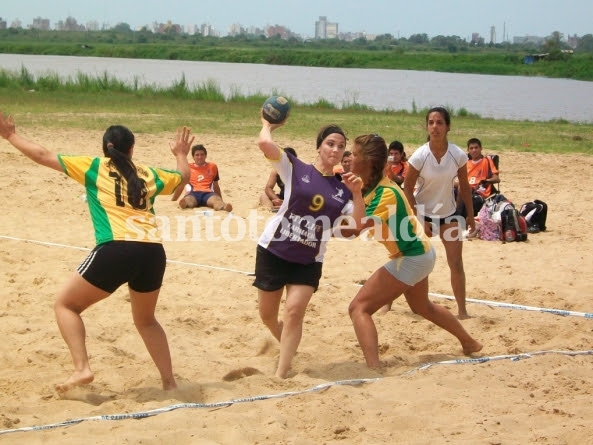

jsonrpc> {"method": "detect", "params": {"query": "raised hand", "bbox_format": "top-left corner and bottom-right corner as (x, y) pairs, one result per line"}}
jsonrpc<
(169, 126), (194, 157)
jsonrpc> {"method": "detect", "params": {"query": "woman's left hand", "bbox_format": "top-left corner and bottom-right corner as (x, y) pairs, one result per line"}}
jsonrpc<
(0, 112), (16, 140)
(341, 172), (363, 193)
(170, 126), (194, 157)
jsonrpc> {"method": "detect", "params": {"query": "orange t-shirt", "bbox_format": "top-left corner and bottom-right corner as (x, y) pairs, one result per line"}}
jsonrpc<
(189, 162), (220, 192)
(389, 161), (409, 179)
(467, 157), (498, 196)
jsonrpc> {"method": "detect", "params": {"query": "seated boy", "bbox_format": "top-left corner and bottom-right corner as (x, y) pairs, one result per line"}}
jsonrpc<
(172, 144), (232, 211)
(456, 138), (500, 217)
(467, 137), (500, 198)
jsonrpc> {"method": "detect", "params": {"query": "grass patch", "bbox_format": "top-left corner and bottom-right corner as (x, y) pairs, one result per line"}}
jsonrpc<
(0, 67), (591, 155)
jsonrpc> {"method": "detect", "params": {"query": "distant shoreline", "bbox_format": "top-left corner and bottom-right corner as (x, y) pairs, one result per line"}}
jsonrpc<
(0, 30), (592, 82)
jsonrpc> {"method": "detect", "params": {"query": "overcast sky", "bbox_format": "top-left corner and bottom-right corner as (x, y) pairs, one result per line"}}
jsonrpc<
(2, 0), (590, 40)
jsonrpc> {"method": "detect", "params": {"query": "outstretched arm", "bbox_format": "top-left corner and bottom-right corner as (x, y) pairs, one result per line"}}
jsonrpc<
(169, 126), (193, 183)
(171, 184), (186, 201)
(0, 112), (62, 172)
(169, 126), (193, 199)
(257, 114), (285, 159)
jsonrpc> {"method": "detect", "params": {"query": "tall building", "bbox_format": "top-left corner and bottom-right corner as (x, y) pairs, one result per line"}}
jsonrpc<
(200, 23), (218, 37)
(326, 21), (338, 39)
(228, 23), (244, 37)
(31, 17), (51, 31)
(315, 16), (338, 39)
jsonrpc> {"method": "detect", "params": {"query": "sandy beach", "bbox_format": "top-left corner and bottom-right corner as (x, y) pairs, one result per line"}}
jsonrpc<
(1, 126), (592, 444)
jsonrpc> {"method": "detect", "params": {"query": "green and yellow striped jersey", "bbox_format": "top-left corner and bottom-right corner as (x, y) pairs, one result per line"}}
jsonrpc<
(58, 155), (182, 245)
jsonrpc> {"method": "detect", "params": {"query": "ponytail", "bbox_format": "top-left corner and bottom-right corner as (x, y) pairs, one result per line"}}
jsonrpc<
(103, 125), (147, 210)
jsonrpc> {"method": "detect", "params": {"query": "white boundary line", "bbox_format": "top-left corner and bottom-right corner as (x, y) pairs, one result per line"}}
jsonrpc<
(0, 235), (254, 276)
(3, 234), (592, 316)
(351, 282), (593, 319)
(0, 349), (591, 436)
(428, 292), (593, 319)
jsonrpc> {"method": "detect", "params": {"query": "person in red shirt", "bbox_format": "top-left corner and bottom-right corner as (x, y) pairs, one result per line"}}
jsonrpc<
(332, 150), (353, 175)
(172, 144), (232, 211)
(384, 140), (408, 187)
(466, 138), (499, 198)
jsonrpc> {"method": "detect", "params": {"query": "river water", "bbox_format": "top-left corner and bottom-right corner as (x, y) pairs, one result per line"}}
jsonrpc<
(1, 54), (592, 123)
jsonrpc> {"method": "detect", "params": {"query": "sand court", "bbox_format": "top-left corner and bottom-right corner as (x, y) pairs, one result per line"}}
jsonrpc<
(1, 129), (592, 443)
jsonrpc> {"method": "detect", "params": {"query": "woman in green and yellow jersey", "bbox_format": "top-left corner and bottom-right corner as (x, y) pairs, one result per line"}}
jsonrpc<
(340, 134), (482, 369)
(0, 111), (193, 392)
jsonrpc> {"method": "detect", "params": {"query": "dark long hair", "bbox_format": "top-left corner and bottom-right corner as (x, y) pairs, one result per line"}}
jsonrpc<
(102, 125), (147, 210)
(354, 134), (387, 194)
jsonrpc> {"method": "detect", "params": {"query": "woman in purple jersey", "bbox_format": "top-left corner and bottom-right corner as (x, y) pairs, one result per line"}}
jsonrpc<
(254, 113), (353, 379)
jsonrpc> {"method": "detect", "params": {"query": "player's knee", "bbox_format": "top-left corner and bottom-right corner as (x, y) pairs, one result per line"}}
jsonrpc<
(186, 195), (198, 208)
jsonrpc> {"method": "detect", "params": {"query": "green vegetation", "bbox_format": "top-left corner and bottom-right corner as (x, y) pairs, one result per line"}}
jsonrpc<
(1, 68), (591, 155)
(1, 28), (593, 81)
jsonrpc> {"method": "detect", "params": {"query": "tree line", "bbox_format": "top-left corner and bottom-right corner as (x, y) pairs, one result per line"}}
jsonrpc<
(2, 26), (593, 53)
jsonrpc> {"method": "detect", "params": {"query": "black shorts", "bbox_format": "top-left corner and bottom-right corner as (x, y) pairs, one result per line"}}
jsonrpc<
(77, 241), (167, 293)
(423, 213), (459, 226)
(252, 245), (323, 292)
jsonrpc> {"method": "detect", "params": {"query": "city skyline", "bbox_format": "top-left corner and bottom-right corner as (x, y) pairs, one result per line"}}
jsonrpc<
(1, 0), (591, 41)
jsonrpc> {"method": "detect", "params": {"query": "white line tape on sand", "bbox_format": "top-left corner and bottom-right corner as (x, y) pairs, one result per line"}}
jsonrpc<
(427, 292), (593, 319)
(402, 349), (593, 374)
(1, 349), (591, 436)
(351, 282), (593, 319)
(0, 235), (254, 276)
(3, 234), (592, 315)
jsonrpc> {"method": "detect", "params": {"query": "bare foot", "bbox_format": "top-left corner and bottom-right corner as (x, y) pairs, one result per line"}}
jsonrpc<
(275, 367), (290, 379)
(363, 355), (387, 370)
(162, 378), (177, 391)
(223, 202), (233, 212)
(55, 369), (94, 393)
(179, 197), (189, 209)
(462, 339), (484, 355)
(457, 311), (470, 320)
